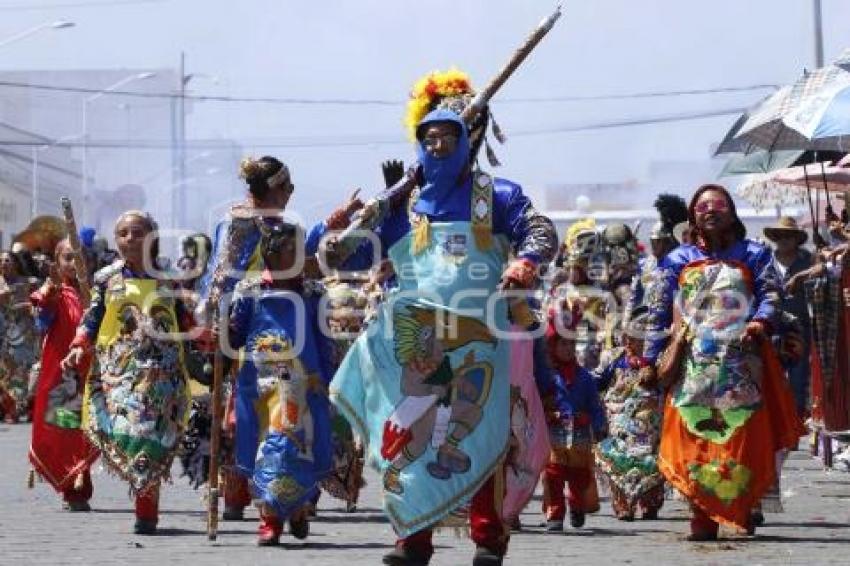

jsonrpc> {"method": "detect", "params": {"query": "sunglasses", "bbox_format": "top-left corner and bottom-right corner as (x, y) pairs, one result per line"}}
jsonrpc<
(422, 133), (458, 151)
(694, 198), (730, 214)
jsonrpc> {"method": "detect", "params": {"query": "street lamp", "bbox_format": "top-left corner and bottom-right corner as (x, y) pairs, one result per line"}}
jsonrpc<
(0, 20), (75, 49)
(81, 71), (156, 223)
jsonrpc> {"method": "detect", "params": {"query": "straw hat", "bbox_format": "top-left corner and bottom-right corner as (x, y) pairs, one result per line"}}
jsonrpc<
(763, 216), (808, 245)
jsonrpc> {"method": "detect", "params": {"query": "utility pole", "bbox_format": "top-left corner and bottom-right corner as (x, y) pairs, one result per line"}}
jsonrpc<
(172, 51), (187, 230)
(813, 0), (825, 67)
(31, 148), (38, 217)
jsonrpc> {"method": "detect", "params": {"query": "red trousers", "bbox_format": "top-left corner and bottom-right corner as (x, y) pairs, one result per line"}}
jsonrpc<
(397, 470), (508, 559)
(1, 391), (16, 422)
(135, 484), (160, 521)
(542, 462), (592, 520)
(62, 471), (93, 503)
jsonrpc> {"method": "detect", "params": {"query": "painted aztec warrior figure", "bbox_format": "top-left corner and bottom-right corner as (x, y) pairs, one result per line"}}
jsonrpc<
(328, 69), (557, 566)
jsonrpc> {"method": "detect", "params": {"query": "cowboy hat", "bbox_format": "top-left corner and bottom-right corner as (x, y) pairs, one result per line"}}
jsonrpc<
(763, 216), (808, 245)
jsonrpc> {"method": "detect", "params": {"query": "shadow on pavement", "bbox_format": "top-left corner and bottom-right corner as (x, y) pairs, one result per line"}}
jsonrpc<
(314, 512), (388, 524)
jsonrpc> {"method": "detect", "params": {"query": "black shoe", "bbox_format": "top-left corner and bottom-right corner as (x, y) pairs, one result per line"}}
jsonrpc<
(750, 511), (764, 527)
(569, 510), (585, 528)
(67, 500), (91, 512)
(382, 546), (431, 566)
(545, 520), (564, 533)
(507, 516), (522, 532)
(472, 546), (504, 566)
(641, 508), (659, 520)
(133, 519), (157, 535)
(222, 506), (244, 521)
(288, 514), (309, 540)
(686, 531), (718, 542)
(617, 514), (635, 522)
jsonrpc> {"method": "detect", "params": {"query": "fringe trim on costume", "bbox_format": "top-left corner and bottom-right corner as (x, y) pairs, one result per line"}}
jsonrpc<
(472, 224), (493, 253)
(411, 217), (431, 256)
(484, 138), (502, 167)
(470, 174), (494, 252)
(490, 112), (507, 144)
(434, 507), (471, 539)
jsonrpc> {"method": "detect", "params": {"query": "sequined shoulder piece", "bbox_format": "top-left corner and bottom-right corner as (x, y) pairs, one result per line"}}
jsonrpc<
(93, 260), (125, 286)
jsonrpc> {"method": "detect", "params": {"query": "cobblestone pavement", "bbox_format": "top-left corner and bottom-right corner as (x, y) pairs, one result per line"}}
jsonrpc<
(1, 423), (848, 565)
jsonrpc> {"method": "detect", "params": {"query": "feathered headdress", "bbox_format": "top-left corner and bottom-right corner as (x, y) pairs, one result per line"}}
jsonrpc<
(404, 68), (506, 166)
(652, 194), (688, 242)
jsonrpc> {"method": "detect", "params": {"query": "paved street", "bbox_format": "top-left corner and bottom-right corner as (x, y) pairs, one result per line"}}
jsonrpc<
(1, 423), (848, 565)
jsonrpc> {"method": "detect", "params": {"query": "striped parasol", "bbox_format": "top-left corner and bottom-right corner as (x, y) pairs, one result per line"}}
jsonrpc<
(718, 55), (850, 153)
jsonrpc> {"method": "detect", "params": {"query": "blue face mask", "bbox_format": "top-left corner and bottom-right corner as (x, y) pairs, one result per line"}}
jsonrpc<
(413, 109), (471, 216)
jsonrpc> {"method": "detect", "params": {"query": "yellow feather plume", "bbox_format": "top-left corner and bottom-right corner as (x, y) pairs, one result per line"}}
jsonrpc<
(404, 68), (475, 140)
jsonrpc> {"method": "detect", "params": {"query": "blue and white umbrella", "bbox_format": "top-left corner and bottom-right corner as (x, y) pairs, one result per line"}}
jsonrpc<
(719, 56), (850, 152)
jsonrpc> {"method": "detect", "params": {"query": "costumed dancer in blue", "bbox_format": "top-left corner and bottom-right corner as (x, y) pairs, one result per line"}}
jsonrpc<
(328, 69), (557, 566)
(227, 220), (334, 545)
(539, 306), (608, 531)
(197, 156), (295, 520)
(624, 194), (688, 323)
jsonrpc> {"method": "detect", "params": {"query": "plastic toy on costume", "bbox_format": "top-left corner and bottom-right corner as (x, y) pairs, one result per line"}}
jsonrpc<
(328, 68), (557, 566)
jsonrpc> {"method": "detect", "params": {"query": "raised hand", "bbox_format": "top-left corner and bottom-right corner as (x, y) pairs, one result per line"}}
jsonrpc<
(381, 159), (405, 189)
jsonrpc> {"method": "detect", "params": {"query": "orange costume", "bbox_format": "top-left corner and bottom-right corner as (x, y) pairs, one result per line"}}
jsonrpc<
(646, 245), (803, 536)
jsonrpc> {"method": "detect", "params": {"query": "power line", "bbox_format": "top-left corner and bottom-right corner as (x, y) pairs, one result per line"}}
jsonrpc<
(511, 107), (746, 136)
(0, 106), (747, 149)
(0, 0), (164, 10)
(500, 85), (778, 103)
(0, 79), (777, 106)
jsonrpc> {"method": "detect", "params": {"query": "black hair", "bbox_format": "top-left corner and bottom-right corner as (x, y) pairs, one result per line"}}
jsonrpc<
(688, 184), (747, 241)
(239, 156), (286, 201)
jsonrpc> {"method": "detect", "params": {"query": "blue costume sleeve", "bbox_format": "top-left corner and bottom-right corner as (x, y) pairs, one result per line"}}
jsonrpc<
(749, 242), (781, 329)
(196, 220), (225, 306)
(492, 179), (557, 265)
(579, 368), (607, 434)
(305, 221), (326, 256)
(644, 249), (686, 362)
(32, 294), (56, 334)
(594, 357), (617, 391)
(228, 291), (254, 351)
(197, 218), (262, 315)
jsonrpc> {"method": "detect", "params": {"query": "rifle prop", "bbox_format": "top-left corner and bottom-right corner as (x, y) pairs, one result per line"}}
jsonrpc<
(330, 5), (563, 253)
(59, 197), (91, 307)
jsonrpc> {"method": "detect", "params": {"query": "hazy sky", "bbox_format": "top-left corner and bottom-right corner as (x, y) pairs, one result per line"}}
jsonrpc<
(1, 0), (850, 223)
